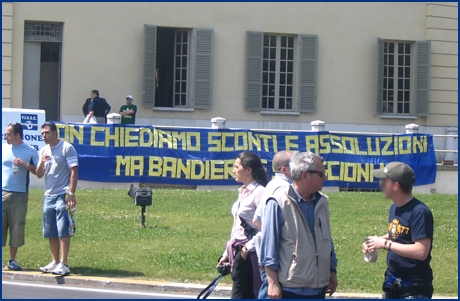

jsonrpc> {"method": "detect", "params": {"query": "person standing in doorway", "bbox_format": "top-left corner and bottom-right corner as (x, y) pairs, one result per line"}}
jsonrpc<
(83, 90), (111, 123)
(2, 122), (39, 271)
(36, 121), (78, 276)
(119, 95), (137, 124)
(363, 162), (434, 299)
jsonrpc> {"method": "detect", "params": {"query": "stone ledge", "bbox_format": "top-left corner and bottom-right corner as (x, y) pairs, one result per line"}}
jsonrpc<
(437, 164), (458, 171)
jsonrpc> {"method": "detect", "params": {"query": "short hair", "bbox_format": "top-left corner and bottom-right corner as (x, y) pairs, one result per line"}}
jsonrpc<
(398, 182), (413, 194)
(8, 122), (23, 139)
(91, 89), (99, 96)
(41, 121), (57, 133)
(289, 152), (324, 181)
(272, 151), (294, 172)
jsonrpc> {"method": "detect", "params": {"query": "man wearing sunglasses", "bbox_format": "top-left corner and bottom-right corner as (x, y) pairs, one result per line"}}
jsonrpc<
(2, 122), (39, 271)
(260, 152), (338, 299)
(119, 95), (137, 125)
(363, 162), (434, 299)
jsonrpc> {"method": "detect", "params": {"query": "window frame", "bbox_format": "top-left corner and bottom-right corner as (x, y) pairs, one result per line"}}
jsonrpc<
(245, 31), (318, 113)
(376, 38), (431, 117)
(261, 34), (297, 112)
(172, 29), (191, 108)
(381, 40), (415, 116)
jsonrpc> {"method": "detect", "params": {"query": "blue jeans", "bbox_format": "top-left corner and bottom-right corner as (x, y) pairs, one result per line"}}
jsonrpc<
(258, 268), (269, 299)
(282, 286), (327, 299)
(43, 194), (70, 238)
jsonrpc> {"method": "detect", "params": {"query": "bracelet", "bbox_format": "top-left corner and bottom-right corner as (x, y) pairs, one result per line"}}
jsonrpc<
(388, 241), (392, 251)
(384, 240), (388, 250)
(330, 268), (337, 274)
(25, 162), (30, 168)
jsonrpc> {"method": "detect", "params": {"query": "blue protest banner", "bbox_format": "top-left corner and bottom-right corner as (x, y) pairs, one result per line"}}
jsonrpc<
(54, 123), (436, 188)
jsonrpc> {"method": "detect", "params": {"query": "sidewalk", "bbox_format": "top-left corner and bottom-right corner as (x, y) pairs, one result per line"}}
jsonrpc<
(2, 270), (456, 299)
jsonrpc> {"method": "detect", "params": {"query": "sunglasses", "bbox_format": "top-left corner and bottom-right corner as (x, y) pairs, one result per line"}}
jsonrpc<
(308, 170), (327, 178)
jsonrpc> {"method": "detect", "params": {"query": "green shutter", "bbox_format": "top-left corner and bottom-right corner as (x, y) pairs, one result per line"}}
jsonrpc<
(298, 34), (318, 113)
(415, 41), (431, 116)
(193, 28), (214, 109)
(143, 25), (157, 107)
(245, 31), (263, 111)
(376, 38), (384, 114)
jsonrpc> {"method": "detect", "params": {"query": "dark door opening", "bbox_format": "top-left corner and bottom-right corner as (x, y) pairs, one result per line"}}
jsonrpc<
(155, 27), (190, 108)
(39, 42), (61, 121)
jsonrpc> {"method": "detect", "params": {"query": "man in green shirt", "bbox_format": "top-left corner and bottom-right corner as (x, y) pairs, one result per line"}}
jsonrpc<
(119, 95), (137, 124)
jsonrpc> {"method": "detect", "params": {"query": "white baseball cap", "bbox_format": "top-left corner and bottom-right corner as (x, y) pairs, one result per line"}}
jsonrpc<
(126, 95), (133, 99)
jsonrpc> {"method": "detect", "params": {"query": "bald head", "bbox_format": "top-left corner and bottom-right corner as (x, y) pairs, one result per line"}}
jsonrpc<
(273, 151), (294, 174)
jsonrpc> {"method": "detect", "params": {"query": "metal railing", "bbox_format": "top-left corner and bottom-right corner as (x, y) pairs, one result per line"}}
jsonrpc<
(433, 134), (458, 154)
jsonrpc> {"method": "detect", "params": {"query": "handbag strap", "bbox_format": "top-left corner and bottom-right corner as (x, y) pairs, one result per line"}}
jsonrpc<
(197, 275), (223, 299)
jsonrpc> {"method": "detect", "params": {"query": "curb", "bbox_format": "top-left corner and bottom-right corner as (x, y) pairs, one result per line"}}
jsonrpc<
(2, 270), (231, 297)
(2, 271), (457, 299)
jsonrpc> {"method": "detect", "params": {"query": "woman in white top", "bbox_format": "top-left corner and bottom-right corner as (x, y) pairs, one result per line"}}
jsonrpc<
(218, 152), (268, 299)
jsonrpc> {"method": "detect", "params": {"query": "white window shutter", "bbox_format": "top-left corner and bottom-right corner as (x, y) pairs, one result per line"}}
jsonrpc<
(245, 31), (263, 111)
(298, 34), (318, 113)
(415, 41), (431, 116)
(143, 25), (157, 107)
(193, 28), (213, 109)
(376, 38), (384, 115)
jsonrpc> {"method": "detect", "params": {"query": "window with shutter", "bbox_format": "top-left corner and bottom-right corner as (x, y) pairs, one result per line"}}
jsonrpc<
(376, 39), (429, 115)
(415, 41), (431, 116)
(298, 34), (318, 113)
(246, 31), (263, 111)
(376, 39), (431, 117)
(376, 38), (384, 114)
(193, 28), (214, 109)
(246, 32), (318, 113)
(143, 25), (157, 107)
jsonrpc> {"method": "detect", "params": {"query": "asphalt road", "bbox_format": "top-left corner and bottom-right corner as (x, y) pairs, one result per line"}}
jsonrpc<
(2, 280), (204, 299)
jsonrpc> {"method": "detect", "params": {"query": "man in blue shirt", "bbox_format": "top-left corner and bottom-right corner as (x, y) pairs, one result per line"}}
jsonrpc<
(260, 152), (338, 299)
(2, 122), (39, 271)
(85, 90), (111, 123)
(253, 150), (294, 299)
(364, 162), (434, 299)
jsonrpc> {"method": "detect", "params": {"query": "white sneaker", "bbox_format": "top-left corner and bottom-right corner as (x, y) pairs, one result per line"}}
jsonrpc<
(51, 262), (70, 276)
(39, 260), (57, 273)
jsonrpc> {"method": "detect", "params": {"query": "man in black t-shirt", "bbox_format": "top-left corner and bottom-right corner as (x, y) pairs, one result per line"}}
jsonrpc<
(362, 162), (434, 299)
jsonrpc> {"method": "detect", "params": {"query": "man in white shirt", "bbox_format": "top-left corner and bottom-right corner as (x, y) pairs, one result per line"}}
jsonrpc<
(36, 122), (78, 276)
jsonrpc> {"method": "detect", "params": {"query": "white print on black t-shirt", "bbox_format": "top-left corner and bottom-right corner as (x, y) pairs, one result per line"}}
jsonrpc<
(388, 218), (410, 239)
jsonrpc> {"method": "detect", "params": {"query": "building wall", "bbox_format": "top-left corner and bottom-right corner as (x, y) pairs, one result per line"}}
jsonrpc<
(4, 2), (458, 137)
(426, 2), (458, 127)
(2, 2), (13, 108)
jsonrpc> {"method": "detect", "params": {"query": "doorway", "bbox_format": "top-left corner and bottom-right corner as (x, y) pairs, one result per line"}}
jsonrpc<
(22, 22), (63, 121)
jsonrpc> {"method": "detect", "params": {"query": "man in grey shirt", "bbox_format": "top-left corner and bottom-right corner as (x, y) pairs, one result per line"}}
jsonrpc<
(36, 122), (78, 276)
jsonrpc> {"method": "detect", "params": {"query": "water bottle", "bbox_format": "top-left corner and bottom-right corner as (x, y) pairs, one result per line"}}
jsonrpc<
(364, 249), (378, 263)
(12, 162), (19, 175)
(67, 206), (76, 237)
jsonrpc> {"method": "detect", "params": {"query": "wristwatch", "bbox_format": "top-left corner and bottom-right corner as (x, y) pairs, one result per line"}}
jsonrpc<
(68, 192), (75, 197)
